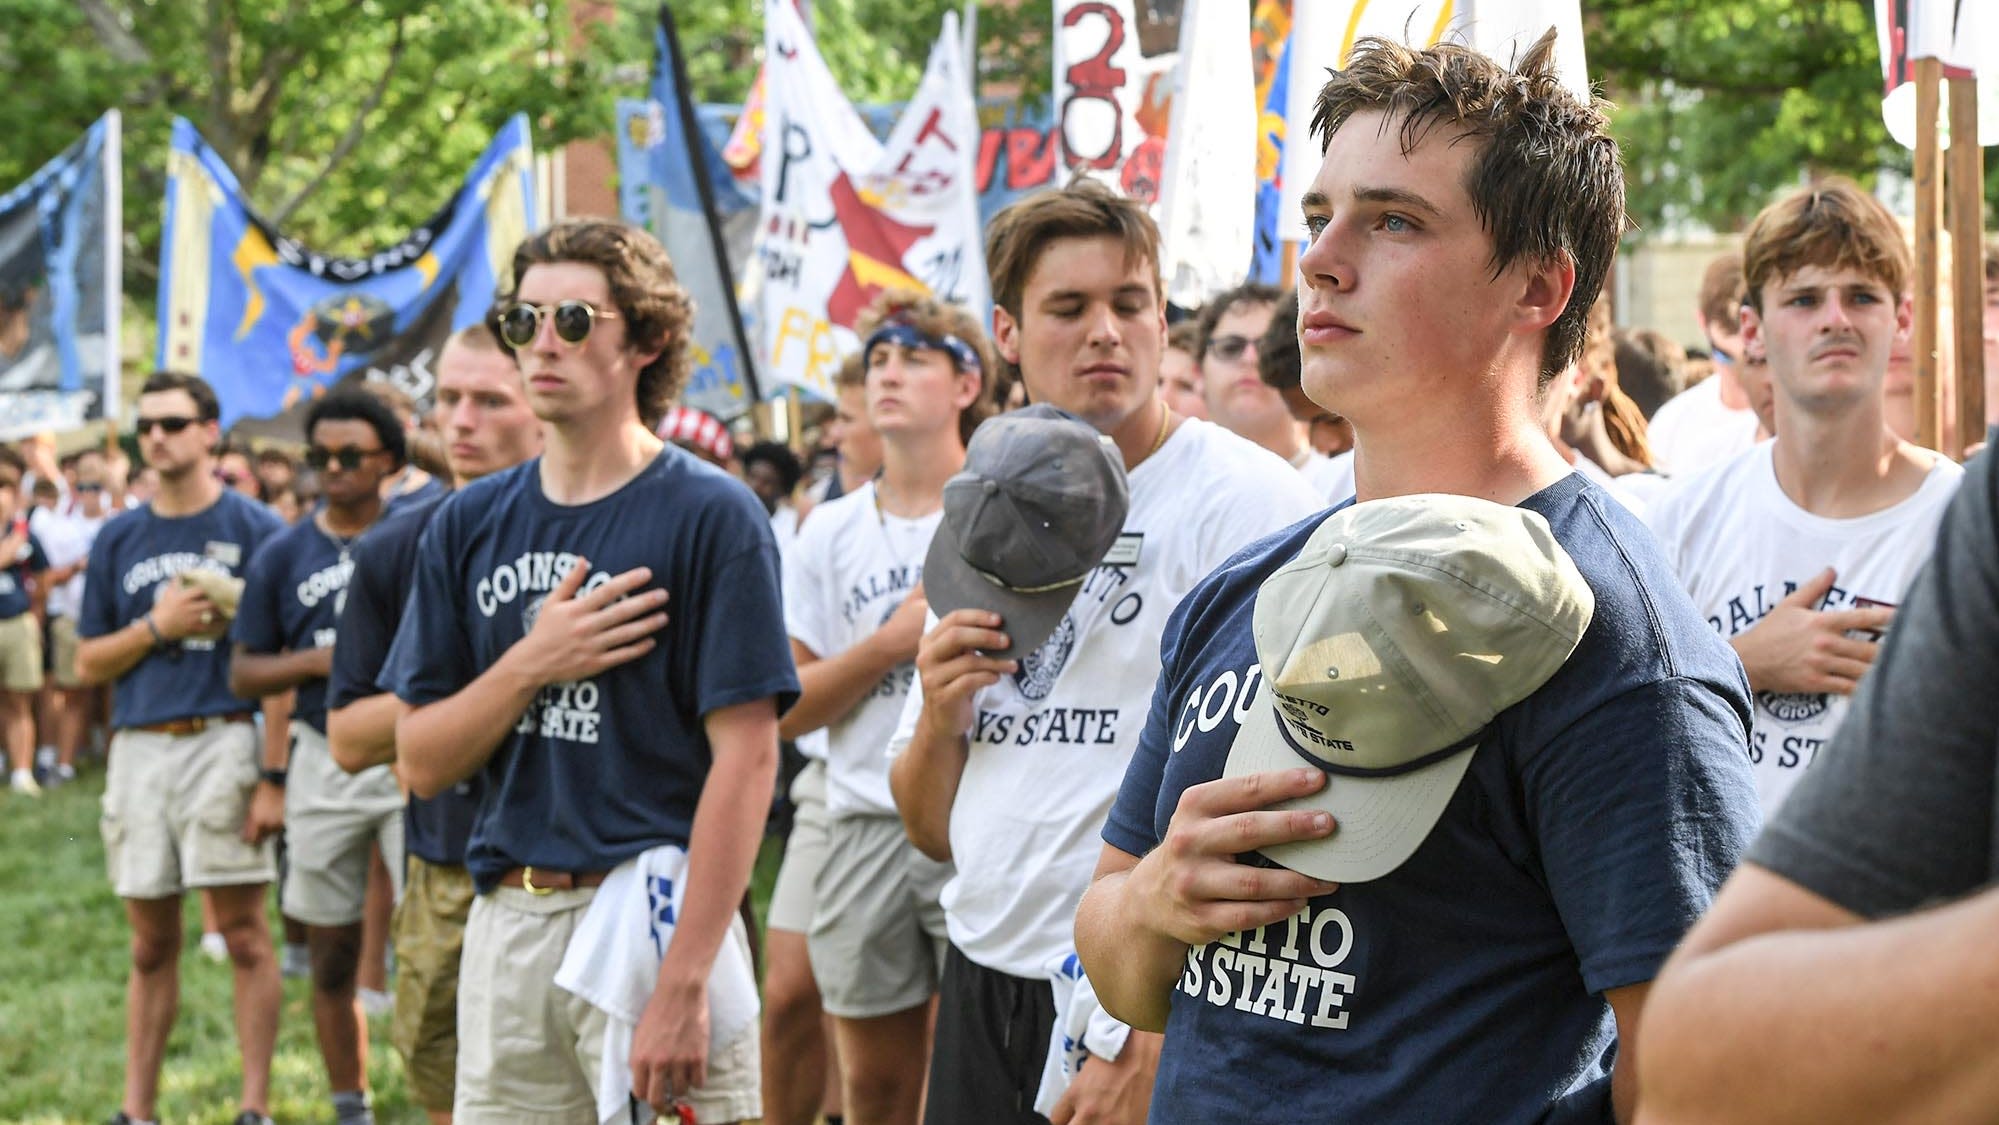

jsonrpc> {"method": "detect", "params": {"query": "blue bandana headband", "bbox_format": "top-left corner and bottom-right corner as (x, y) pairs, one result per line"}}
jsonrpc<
(862, 321), (982, 375)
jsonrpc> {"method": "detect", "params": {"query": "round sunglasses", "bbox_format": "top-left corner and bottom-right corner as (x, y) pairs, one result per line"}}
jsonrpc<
(496, 300), (620, 349)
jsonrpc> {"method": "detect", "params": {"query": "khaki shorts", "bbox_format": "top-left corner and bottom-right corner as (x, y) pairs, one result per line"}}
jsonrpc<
(101, 722), (275, 898)
(456, 883), (762, 1124)
(0, 612), (43, 693)
(49, 615), (86, 689)
(765, 759), (828, 934)
(807, 813), (951, 1019)
(282, 722), (406, 927)
(393, 855), (475, 1114)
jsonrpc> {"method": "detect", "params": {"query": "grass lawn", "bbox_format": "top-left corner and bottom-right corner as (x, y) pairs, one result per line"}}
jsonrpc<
(0, 771), (787, 1125)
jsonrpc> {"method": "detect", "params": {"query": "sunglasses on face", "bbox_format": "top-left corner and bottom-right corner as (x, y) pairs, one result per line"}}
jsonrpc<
(137, 415), (198, 436)
(305, 446), (385, 472)
(76, 482), (104, 493)
(496, 300), (620, 349)
(1206, 334), (1258, 363)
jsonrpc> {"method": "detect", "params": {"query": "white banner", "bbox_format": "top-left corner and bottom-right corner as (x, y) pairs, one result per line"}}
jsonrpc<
(1279, 0), (1588, 244)
(756, 0), (991, 398)
(1156, 0), (1256, 308)
(1052, 0), (1182, 209)
(1877, 0), (1999, 148)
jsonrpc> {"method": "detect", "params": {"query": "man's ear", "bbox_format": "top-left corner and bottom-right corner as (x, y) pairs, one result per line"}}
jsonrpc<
(992, 306), (1022, 366)
(1514, 253), (1578, 337)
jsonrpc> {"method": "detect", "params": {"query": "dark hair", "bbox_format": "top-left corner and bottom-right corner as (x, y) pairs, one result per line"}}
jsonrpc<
(986, 179), (1163, 321)
(1195, 283), (1282, 360)
(1614, 328), (1688, 419)
(1257, 289), (1303, 391)
(304, 388), (409, 467)
(1166, 319), (1203, 356)
(254, 447), (294, 467)
(1697, 253), (1746, 334)
(139, 371), (221, 422)
(1311, 30), (1625, 385)
(503, 220), (694, 430)
(741, 441), (803, 494)
(1741, 178), (1910, 313)
(0, 445), (24, 486)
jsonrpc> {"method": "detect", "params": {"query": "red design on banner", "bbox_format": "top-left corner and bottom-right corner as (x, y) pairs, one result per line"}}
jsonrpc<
(824, 172), (935, 327)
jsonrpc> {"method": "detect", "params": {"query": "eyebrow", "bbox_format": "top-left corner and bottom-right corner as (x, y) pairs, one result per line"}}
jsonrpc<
(1300, 186), (1444, 219)
(1040, 285), (1151, 303)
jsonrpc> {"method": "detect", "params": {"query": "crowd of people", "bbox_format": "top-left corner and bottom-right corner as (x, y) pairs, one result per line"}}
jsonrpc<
(5, 26), (1999, 1125)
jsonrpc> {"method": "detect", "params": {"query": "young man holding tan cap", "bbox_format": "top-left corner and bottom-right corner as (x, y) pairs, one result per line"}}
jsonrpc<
(889, 179), (1318, 1123)
(1076, 33), (1760, 1123)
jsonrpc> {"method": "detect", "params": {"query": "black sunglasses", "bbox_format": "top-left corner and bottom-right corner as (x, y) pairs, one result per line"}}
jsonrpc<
(496, 300), (620, 349)
(137, 415), (198, 436)
(1206, 334), (1258, 363)
(305, 446), (386, 472)
(76, 482), (104, 493)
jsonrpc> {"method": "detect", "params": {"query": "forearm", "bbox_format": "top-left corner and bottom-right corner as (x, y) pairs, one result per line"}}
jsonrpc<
(1725, 636), (1774, 692)
(1076, 865), (1188, 1033)
(259, 693), (293, 770)
(1637, 889), (1999, 1125)
(396, 648), (542, 798)
(659, 704), (779, 989)
(777, 639), (900, 741)
(888, 713), (969, 861)
(75, 618), (156, 685)
(327, 692), (405, 773)
(229, 647), (329, 699)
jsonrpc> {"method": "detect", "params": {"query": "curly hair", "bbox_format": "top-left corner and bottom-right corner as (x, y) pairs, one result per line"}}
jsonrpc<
(501, 220), (694, 430)
(855, 288), (996, 445)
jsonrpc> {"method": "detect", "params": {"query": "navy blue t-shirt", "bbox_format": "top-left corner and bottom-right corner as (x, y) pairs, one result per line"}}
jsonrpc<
(325, 492), (483, 866)
(0, 525), (49, 620)
(233, 515), (364, 732)
(385, 474), (447, 514)
(78, 491), (285, 728)
(385, 447), (799, 891)
(1103, 474), (1762, 1124)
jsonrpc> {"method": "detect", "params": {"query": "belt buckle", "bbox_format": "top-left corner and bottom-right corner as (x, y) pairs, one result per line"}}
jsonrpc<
(521, 866), (556, 896)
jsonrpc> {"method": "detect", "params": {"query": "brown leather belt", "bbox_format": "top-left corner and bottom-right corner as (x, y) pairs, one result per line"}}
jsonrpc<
(130, 711), (255, 736)
(497, 867), (611, 895)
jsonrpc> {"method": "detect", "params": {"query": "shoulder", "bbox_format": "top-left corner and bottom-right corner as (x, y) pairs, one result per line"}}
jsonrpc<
(219, 489), (286, 536)
(1649, 376), (1714, 427)
(644, 446), (777, 543)
(92, 505), (146, 552)
(792, 484), (868, 553)
(1647, 442), (1765, 533)
(1168, 421), (1323, 509)
(1168, 510), (1329, 658)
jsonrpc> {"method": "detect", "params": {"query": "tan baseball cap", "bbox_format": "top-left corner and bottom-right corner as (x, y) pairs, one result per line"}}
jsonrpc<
(1224, 494), (1595, 882)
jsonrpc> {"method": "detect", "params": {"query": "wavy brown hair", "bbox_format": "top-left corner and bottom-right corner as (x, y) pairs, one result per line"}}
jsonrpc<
(1311, 30), (1626, 387)
(1741, 178), (1910, 314)
(501, 220), (693, 430)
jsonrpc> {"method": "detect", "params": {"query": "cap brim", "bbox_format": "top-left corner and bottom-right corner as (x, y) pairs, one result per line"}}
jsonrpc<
(1223, 677), (1477, 883)
(922, 514), (1083, 663)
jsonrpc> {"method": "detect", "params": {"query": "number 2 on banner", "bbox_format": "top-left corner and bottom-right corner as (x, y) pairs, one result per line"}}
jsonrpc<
(1059, 2), (1126, 171)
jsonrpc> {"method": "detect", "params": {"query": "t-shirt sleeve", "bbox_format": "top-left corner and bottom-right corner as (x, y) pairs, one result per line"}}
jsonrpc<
(231, 539), (285, 654)
(77, 523), (119, 638)
(386, 514), (475, 707)
(687, 517), (799, 720)
(326, 532), (400, 710)
(1103, 587), (1198, 858)
(1747, 444), (1999, 917)
(1524, 676), (1762, 994)
(782, 516), (834, 659)
(1196, 462), (1321, 574)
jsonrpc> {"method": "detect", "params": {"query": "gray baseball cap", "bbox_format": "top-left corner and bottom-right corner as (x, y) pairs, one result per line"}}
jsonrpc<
(922, 404), (1131, 662)
(1224, 494), (1595, 882)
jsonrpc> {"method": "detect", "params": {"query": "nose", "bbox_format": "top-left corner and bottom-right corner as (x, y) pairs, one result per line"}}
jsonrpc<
(1086, 303), (1124, 348)
(1821, 293), (1856, 333)
(1296, 223), (1349, 294)
(531, 307), (565, 352)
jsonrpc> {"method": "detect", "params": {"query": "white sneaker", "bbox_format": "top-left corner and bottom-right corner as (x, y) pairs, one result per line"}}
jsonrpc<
(10, 769), (40, 796)
(359, 988), (394, 1016)
(200, 931), (229, 963)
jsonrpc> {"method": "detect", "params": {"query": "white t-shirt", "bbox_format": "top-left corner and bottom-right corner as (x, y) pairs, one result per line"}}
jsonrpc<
(1647, 373), (1760, 476)
(784, 481), (942, 817)
(889, 419), (1321, 977)
(1645, 440), (1963, 816)
(30, 506), (107, 620)
(1297, 449), (1355, 504)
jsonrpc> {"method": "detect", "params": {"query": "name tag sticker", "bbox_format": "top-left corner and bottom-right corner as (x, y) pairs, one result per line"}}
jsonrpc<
(204, 541), (241, 568)
(1103, 533), (1143, 567)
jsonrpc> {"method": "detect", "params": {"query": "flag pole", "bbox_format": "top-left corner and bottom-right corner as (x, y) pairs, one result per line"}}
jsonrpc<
(1948, 71), (1985, 456)
(1914, 56), (1943, 452)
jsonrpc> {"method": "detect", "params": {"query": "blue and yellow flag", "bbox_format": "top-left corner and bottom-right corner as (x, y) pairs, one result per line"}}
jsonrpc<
(156, 115), (536, 430)
(0, 111), (121, 438)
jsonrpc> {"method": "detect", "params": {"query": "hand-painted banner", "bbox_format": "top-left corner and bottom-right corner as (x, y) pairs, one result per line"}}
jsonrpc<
(1279, 0), (1588, 240)
(1051, 0), (1182, 208)
(0, 112), (121, 439)
(157, 115), (536, 431)
(756, 1), (989, 399)
(616, 6), (763, 421)
(1877, 0), (1999, 147)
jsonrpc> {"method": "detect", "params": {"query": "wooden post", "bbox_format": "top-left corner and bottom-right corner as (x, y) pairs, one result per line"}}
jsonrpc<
(787, 386), (804, 455)
(1914, 58), (1944, 452)
(1948, 73), (1986, 457)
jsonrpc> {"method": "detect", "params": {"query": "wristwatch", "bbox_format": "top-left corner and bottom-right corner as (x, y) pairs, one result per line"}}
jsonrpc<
(258, 768), (288, 788)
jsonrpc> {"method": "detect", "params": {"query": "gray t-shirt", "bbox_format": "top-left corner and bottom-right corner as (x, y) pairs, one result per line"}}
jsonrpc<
(1747, 435), (1999, 917)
